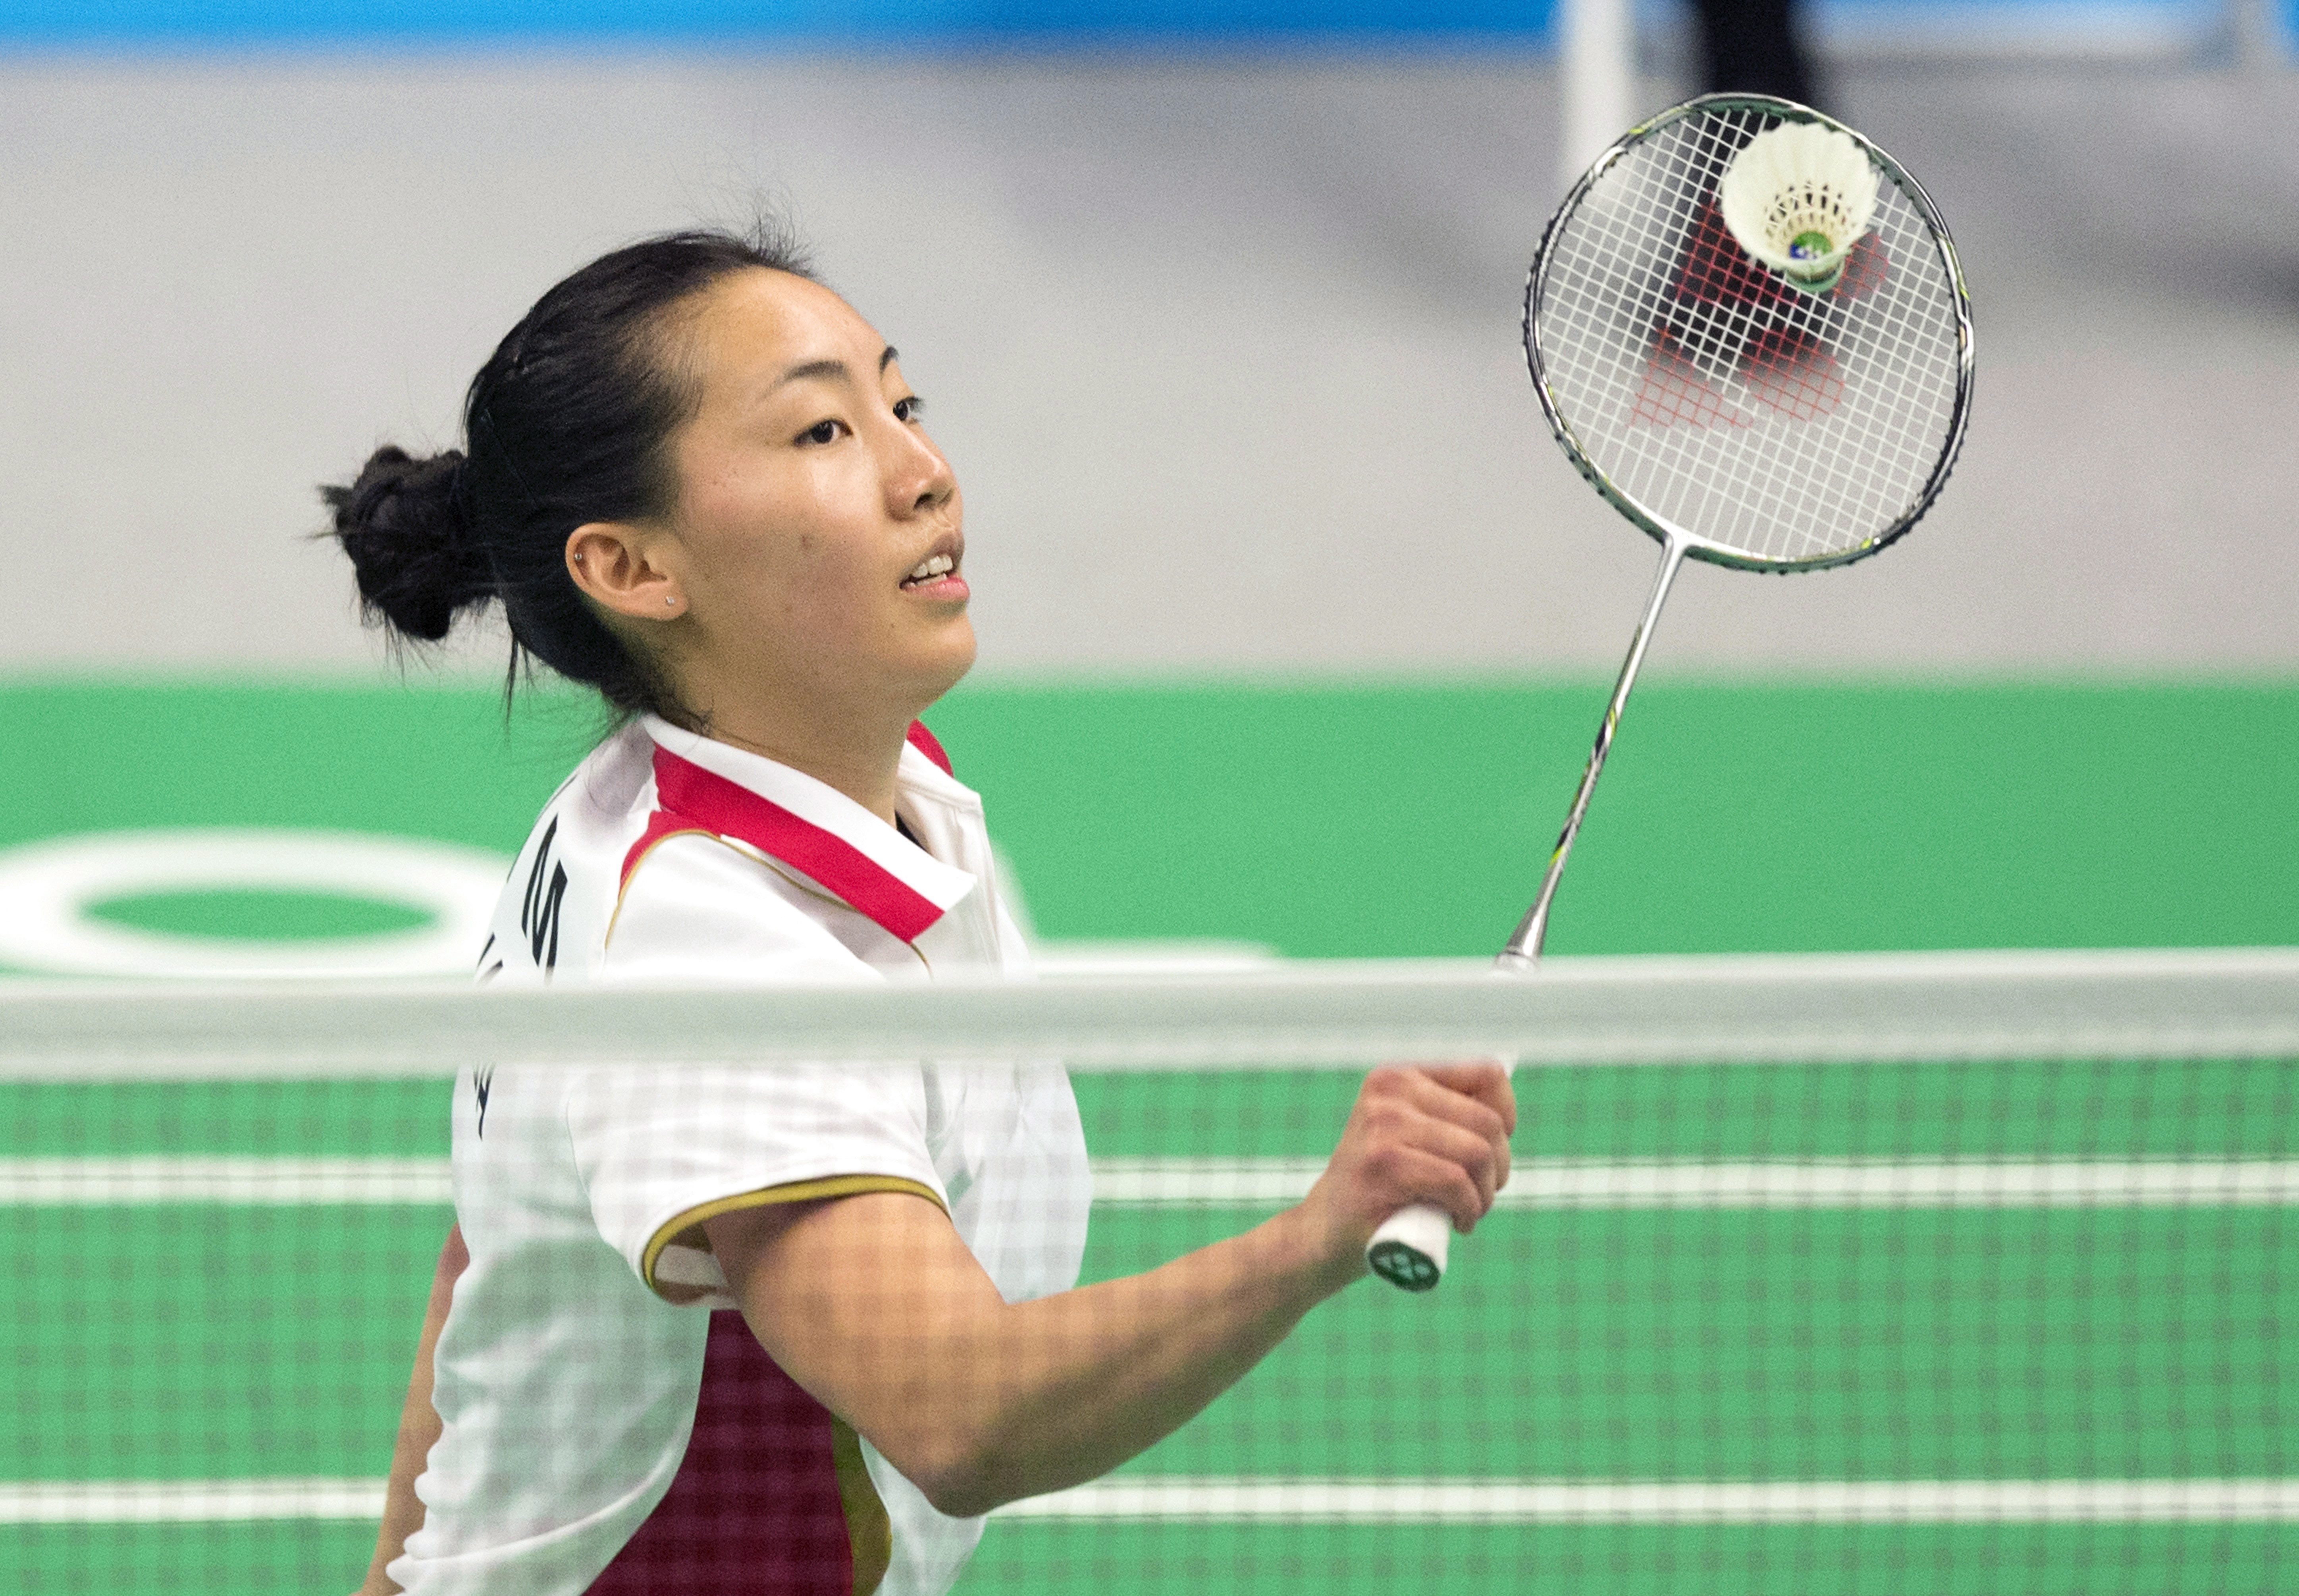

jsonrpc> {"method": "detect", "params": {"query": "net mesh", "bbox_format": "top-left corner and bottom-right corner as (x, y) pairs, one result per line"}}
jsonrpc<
(2, 951), (2292, 1595)
(1532, 102), (1967, 567)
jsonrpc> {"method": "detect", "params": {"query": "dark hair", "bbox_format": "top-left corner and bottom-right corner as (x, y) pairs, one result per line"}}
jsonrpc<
(324, 222), (818, 717)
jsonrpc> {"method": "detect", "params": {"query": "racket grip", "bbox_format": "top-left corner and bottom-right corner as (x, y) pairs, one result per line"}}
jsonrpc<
(1366, 1203), (1451, 1292)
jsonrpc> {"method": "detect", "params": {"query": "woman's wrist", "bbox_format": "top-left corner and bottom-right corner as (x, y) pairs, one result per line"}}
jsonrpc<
(1263, 1199), (1369, 1305)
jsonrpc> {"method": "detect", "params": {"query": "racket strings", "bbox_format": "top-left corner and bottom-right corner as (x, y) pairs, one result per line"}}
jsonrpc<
(1533, 104), (1966, 568)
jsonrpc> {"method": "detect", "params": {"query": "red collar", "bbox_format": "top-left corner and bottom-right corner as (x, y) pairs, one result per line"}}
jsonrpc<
(904, 719), (953, 776)
(621, 722), (962, 944)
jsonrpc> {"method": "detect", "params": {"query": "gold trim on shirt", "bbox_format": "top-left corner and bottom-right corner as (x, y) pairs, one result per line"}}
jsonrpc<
(640, 1175), (948, 1295)
(603, 827), (729, 950)
(832, 1416), (894, 1595)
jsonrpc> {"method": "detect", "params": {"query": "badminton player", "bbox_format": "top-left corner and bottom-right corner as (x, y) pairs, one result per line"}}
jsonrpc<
(330, 226), (1515, 1596)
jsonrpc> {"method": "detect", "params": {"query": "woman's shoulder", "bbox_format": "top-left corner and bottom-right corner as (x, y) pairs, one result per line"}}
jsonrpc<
(479, 725), (652, 984)
(603, 826), (874, 984)
(481, 723), (870, 988)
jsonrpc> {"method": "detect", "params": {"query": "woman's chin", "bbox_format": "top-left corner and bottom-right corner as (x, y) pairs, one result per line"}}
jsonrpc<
(904, 619), (978, 704)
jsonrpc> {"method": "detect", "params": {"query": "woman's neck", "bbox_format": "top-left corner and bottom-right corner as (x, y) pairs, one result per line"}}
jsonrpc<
(674, 697), (914, 826)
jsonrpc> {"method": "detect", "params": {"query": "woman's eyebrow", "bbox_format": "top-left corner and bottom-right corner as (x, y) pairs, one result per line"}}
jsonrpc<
(769, 346), (900, 393)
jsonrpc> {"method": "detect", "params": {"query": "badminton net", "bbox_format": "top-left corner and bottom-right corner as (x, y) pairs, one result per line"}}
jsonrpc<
(1, 947), (2293, 1594)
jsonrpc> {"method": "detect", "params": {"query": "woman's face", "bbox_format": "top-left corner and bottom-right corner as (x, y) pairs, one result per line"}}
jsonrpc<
(649, 268), (973, 728)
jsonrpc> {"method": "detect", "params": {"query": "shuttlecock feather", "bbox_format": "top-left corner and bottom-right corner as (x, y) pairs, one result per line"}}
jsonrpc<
(1718, 121), (1879, 293)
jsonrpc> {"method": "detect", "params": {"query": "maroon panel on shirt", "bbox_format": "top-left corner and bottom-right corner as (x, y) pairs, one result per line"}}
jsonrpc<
(588, 1310), (854, 1596)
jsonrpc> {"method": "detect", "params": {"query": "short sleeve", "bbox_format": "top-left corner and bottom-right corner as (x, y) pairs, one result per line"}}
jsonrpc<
(575, 833), (950, 1300)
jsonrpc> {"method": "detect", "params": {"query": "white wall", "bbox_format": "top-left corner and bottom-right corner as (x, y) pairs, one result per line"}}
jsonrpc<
(0, 55), (2292, 677)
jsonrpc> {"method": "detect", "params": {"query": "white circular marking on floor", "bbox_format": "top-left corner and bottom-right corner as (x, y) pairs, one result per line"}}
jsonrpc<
(0, 829), (509, 978)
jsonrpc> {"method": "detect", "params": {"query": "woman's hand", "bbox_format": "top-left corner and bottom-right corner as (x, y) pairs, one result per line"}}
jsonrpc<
(1295, 1064), (1517, 1289)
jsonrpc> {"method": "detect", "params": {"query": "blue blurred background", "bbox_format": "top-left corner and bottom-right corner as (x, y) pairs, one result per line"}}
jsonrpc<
(0, 0), (2275, 48)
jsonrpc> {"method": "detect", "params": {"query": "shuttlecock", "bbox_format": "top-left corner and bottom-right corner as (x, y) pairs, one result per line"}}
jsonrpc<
(1717, 121), (1879, 294)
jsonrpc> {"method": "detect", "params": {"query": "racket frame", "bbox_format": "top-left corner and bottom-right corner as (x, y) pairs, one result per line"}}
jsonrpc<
(1522, 93), (1976, 578)
(1501, 94), (1975, 968)
(1386, 96), (1977, 1284)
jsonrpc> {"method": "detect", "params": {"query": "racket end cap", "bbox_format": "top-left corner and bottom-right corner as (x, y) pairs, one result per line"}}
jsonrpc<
(1367, 1240), (1443, 1292)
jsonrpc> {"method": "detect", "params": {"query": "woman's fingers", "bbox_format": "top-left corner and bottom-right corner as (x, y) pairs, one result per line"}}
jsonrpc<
(1313, 1064), (1519, 1257)
(1370, 1139), (1493, 1233)
(1382, 1066), (1515, 1193)
(1366, 1145), (1488, 1234)
(1364, 1066), (1515, 1207)
(1362, 1104), (1503, 1218)
(1390, 1062), (1518, 1138)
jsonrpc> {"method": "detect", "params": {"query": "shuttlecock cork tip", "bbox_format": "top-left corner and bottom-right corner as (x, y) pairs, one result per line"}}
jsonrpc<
(1718, 121), (1880, 294)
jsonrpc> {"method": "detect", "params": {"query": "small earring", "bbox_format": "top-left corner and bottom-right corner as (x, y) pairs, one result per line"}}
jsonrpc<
(665, 595), (677, 608)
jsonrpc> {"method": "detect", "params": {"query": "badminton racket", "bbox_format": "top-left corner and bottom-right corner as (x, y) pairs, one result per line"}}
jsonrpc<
(1365, 93), (1975, 1291)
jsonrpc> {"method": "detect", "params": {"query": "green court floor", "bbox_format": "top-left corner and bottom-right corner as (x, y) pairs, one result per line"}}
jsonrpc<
(9, 1520), (2289, 1596)
(1, 678), (2292, 1591)
(2, 1058), (2291, 1591)
(2, 676), (2294, 960)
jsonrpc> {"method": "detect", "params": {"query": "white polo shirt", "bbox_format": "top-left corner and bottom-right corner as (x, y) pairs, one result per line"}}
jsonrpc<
(393, 714), (1092, 1596)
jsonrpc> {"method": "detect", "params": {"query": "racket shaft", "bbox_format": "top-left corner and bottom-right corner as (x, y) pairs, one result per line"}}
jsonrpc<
(1499, 535), (1688, 968)
(1374, 544), (1683, 1290)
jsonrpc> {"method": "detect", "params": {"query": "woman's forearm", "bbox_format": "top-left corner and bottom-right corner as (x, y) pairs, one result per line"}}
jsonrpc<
(942, 1204), (1350, 1513)
(712, 1063), (1514, 1519)
(357, 1224), (467, 1596)
(715, 1193), (1357, 1518)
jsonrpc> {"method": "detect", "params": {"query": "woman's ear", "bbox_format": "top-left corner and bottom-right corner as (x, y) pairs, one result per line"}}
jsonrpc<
(566, 524), (686, 621)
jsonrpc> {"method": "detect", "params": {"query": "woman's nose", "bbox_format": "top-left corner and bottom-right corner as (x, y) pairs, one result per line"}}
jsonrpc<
(885, 422), (956, 517)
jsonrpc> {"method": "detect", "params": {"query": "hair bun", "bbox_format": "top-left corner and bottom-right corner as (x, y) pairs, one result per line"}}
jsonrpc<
(323, 445), (491, 642)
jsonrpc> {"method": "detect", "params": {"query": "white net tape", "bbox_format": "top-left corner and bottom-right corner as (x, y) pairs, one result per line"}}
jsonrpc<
(5, 948), (2295, 1079)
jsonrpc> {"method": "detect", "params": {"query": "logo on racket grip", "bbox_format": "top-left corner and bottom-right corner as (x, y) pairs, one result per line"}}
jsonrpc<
(1368, 1239), (1441, 1292)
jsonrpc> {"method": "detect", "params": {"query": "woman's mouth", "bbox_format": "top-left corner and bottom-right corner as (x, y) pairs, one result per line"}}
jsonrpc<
(900, 550), (967, 599)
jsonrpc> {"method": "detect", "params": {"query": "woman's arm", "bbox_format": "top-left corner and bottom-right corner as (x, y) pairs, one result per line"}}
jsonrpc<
(707, 1063), (1513, 1518)
(356, 1224), (469, 1596)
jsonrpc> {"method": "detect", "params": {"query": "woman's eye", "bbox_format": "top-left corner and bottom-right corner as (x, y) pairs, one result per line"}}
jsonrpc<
(798, 419), (846, 445)
(893, 396), (924, 423)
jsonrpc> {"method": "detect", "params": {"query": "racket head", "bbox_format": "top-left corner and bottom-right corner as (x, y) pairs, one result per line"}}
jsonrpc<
(1524, 94), (1975, 574)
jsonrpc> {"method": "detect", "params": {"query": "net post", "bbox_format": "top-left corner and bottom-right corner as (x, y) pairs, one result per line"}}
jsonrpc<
(1560, 0), (1635, 193)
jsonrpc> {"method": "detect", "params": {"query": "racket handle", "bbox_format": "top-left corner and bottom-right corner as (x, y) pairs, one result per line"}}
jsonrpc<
(1366, 1203), (1451, 1292)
